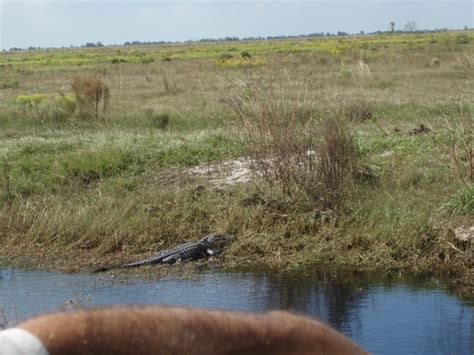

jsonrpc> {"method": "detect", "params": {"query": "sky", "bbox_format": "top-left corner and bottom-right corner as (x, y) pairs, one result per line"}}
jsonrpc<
(0, 0), (473, 49)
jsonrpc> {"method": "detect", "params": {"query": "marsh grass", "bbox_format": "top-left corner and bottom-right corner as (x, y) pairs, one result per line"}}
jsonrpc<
(160, 70), (181, 95)
(0, 30), (473, 292)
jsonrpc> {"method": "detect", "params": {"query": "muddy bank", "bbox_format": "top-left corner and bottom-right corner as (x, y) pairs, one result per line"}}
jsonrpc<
(0, 236), (472, 298)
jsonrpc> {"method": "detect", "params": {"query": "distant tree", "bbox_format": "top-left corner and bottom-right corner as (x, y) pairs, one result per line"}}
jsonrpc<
(404, 21), (418, 32)
(389, 22), (395, 33)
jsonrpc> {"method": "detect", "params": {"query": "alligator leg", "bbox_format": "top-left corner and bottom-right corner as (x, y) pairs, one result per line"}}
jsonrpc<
(206, 248), (223, 256)
(162, 254), (181, 264)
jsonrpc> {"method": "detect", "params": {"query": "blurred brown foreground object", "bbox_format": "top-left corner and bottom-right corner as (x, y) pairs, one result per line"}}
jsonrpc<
(13, 306), (368, 354)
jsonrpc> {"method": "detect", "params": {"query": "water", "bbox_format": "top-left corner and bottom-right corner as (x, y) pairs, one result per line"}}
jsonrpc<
(0, 268), (472, 354)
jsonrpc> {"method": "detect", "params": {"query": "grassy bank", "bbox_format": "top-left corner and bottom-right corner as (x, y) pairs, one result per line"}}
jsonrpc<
(0, 31), (473, 296)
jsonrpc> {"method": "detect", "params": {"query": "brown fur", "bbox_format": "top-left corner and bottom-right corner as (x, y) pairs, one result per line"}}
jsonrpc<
(18, 306), (368, 355)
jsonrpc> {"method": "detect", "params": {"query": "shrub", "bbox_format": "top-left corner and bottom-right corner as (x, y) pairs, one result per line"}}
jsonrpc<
(340, 68), (353, 80)
(455, 34), (470, 45)
(240, 51), (252, 59)
(110, 57), (127, 64)
(232, 78), (358, 210)
(218, 53), (234, 61)
(15, 93), (48, 121)
(71, 75), (110, 118)
(55, 94), (77, 115)
(232, 79), (317, 198)
(15, 93), (76, 128)
(15, 93), (48, 107)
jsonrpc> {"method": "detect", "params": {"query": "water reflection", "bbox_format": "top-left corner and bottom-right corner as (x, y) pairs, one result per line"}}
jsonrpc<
(0, 268), (472, 354)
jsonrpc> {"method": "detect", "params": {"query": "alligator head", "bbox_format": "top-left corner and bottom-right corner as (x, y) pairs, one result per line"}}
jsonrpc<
(200, 233), (236, 248)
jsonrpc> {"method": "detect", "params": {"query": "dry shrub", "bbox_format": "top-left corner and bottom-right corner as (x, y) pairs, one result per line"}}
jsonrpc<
(71, 75), (110, 118)
(232, 78), (358, 210)
(232, 78), (317, 198)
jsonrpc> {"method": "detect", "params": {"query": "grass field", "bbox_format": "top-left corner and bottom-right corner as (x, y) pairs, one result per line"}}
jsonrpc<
(0, 31), (472, 294)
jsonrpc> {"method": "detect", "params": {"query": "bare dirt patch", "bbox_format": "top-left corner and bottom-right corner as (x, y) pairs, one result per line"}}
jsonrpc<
(186, 158), (253, 185)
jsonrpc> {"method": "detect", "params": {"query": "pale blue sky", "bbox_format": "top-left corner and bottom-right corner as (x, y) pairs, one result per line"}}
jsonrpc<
(0, 1), (472, 49)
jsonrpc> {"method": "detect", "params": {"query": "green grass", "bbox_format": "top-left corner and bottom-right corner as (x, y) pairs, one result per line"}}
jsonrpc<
(0, 130), (243, 197)
(444, 185), (474, 214)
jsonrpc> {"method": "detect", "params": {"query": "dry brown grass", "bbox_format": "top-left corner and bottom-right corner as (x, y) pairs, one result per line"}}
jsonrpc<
(318, 117), (358, 210)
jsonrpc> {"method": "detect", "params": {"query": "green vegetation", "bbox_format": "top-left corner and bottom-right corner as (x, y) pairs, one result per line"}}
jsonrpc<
(0, 80), (20, 89)
(0, 30), (472, 294)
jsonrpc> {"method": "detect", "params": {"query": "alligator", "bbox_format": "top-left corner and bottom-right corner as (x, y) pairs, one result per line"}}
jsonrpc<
(94, 233), (235, 272)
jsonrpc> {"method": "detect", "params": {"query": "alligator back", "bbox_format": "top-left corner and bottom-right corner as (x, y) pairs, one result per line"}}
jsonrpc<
(121, 241), (204, 269)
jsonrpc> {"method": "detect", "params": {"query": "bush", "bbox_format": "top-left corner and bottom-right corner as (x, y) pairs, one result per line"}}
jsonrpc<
(110, 57), (127, 64)
(71, 75), (110, 118)
(15, 93), (48, 107)
(240, 51), (252, 59)
(15, 93), (76, 128)
(218, 53), (234, 61)
(340, 68), (353, 80)
(55, 94), (77, 115)
(232, 78), (358, 210)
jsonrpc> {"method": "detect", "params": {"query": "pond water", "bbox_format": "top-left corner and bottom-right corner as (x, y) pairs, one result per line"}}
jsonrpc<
(0, 268), (472, 354)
